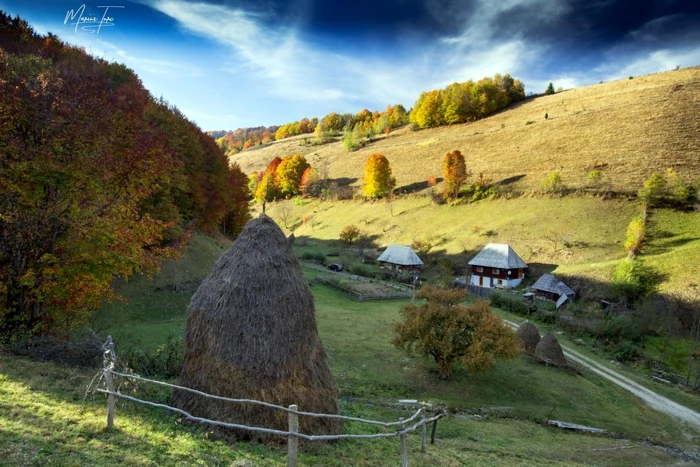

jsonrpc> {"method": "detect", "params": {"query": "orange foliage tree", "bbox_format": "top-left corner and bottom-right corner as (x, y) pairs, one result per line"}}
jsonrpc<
(0, 17), (250, 339)
(392, 286), (519, 379)
(443, 150), (469, 200)
(362, 154), (396, 199)
(275, 154), (310, 198)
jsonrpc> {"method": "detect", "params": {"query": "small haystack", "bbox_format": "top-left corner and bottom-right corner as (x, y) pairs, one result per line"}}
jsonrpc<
(172, 214), (342, 440)
(517, 321), (541, 354)
(535, 332), (568, 367)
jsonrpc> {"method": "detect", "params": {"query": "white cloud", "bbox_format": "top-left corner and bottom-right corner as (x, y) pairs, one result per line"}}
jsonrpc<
(602, 47), (700, 79)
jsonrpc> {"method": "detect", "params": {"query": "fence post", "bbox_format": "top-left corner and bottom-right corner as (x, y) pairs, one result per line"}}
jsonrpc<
(399, 417), (408, 467)
(421, 408), (427, 453)
(288, 404), (299, 467)
(103, 335), (116, 430)
(430, 416), (438, 445)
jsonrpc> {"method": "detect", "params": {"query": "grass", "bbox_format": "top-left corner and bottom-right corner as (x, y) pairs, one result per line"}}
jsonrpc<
(232, 67), (700, 194)
(4, 235), (700, 465)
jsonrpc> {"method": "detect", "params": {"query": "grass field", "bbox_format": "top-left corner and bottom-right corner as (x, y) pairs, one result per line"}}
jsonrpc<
(232, 67), (700, 194)
(4, 233), (700, 465)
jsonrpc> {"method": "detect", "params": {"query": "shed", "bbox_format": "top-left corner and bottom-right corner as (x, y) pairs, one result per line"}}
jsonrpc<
(532, 274), (575, 308)
(377, 245), (424, 272)
(468, 243), (528, 288)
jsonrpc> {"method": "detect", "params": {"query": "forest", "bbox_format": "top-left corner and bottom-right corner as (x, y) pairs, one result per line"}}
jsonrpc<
(0, 12), (250, 341)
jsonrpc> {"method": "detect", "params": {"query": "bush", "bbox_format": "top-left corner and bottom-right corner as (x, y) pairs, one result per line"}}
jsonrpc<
(612, 341), (643, 363)
(121, 334), (183, 379)
(541, 171), (564, 193)
(623, 215), (646, 256)
(301, 251), (326, 264)
(347, 263), (373, 277)
(490, 292), (530, 316)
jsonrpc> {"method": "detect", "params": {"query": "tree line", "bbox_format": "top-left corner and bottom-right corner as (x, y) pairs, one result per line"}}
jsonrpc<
(0, 12), (251, 340)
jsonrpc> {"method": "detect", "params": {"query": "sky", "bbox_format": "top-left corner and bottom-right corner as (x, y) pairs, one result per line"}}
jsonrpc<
(1, 0), (699, 131)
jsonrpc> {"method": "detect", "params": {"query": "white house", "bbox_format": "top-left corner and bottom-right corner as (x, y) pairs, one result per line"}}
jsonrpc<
(468, 243), (528, 288)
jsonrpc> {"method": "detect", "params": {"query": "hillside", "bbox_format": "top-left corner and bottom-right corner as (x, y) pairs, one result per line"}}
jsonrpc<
(233, 67), (700, 193)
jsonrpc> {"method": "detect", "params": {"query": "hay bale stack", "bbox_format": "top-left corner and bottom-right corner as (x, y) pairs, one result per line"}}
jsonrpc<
(535, 332), (567, 367)
(172, 215), (342, 440)
(517, 321), (541, 354)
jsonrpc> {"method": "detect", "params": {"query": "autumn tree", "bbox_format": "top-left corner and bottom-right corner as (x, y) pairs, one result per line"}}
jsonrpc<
(300, 167), (321, 197)
(443, 150), (469, 199)
(362, 154), (396, 199)
(392, 286), (519, 379)
(254, 157), (282, 202)
(0, 21), (250, 339)
(275, 154), (310, 198)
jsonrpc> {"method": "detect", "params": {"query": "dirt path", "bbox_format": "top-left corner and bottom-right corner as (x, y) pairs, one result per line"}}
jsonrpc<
(503, 319), (700, 430)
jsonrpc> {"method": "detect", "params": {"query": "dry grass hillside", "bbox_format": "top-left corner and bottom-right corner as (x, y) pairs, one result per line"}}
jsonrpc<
(232, 67), (700, 192)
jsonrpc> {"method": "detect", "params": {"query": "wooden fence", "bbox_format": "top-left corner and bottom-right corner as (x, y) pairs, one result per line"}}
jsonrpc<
(315, 276), (412, 301)
(99, 336), (445, 467)
(468, 284), (497, 299)
(301, 261), (413, 292)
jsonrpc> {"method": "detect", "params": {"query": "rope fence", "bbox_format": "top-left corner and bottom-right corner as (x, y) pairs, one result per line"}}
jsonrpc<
(100, 336), (446, 466)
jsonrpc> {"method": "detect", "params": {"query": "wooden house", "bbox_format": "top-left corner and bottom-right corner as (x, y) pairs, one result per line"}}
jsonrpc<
(531, 274), (575, 308)
(468, 243), (527, 288)
(377, 245), (424, 272)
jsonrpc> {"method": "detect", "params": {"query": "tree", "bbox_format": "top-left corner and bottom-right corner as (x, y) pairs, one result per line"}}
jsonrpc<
(443, 150), (469, 199)
(362, 154), (396, 199)
(392, 286), (519, 379)
(624, 215), (646, 257)
(638, 173), (666, 206)
(339, 225), (361, 244)
(541, 172), (564, 193)
(545, 82), (555, 95)
(300, 167), (321, 197)
(275, 154), (310, 198)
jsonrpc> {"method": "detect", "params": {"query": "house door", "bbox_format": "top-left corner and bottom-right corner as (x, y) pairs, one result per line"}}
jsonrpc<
(479, 276), (483, 286)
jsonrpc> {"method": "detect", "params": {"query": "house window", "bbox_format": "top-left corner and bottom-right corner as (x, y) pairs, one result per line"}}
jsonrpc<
(476, 266), (483, 273)
(493, 268), (500, 274)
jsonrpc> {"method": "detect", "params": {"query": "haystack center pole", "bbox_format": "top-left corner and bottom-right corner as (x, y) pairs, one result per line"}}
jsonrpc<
(103, 335), (116, 430)
(288, 404), (299, 467)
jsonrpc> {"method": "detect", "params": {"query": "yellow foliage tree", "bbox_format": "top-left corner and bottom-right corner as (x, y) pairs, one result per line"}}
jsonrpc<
(275, 154), (310, 198)
(362, 153), (396, 199)
(392, 285), (519, 379)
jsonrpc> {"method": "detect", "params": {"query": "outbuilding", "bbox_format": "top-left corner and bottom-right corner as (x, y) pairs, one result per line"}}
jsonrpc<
(377, 245), (424, 272)
(531, 273), (575, 308)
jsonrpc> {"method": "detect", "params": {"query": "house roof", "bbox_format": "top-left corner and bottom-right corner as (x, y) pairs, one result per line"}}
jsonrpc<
(532, 274), (575, 297)
(377, 245), (424, 266)
(468, 243), (527, 269)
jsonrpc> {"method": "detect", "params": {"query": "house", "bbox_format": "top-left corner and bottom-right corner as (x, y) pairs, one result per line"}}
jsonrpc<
(531, 274), (575, 309)
(377, 245), (424, 272)
(468, 243), (527, 288)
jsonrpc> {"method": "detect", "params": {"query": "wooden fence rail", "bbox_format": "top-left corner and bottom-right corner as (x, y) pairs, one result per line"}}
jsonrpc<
(100, 337), (445, 466)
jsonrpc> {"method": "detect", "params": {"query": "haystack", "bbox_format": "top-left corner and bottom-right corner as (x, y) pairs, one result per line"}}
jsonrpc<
(172, 214), (342, 440)
(534, 332), (567, 367)
(517, 321), (541, 354)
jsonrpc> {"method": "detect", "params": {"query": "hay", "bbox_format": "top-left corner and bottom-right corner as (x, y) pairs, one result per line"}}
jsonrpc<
(517, 321), (541, 354)
(172, 214), (342, 440)
(535, 332), (567, 367)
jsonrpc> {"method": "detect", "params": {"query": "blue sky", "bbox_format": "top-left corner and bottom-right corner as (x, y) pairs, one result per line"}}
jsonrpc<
(1, 0), (699, 130)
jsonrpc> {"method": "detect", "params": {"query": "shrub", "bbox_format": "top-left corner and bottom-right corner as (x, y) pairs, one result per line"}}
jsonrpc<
(525, 120), (535, 125)
(587, 170), (602, 186)
(611, 258), (657, 305)
(339, 225), (362, 244)
(347, 263), (373, 277)
(490, 292), (530, 316)
(121, 334), (184, 379)
(541, 171), (564, 193)
(623, 215), (646, 256)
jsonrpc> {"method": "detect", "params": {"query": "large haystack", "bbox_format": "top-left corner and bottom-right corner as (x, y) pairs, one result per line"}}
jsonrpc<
(172, 215), (342, 440)
(534, 332), (567, 367)
(517, 321), (541, 355)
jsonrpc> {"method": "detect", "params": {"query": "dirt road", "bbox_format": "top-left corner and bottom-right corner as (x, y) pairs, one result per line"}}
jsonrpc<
(504, 319), (700, 430)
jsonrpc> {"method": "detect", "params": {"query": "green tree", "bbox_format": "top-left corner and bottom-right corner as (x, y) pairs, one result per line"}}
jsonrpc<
(545, 82), (555, 95)
(362, 154), (396, 199)
(541, 172), (564, 193)
(638, 173), (667, 206)
(623, 215), (646, 257)
(339, 225), (362, 244)
(392, 286), (519, 379)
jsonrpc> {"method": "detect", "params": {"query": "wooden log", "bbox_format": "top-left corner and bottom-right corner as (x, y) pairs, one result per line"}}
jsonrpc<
(399, 418), (407, 467)
(420, 408), (427, 453)
(104, 335), (116, 430)
(288, 404), (299, 467)
(430, 417), (438, 445)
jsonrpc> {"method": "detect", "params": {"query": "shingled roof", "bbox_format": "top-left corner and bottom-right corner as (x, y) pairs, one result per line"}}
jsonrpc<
(532, 274), (575, 298)
(468, 243), (527, 269)
(377, 245), (424, 266)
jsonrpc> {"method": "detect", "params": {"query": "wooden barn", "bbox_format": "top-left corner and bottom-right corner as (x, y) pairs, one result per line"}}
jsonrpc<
(377, 245), (424, 272)
(468, 243), (527, 289)
(531, 273), (575, 308)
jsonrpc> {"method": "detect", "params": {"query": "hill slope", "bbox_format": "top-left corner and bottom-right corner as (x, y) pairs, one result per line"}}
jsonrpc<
(233, 67), (700, 193)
